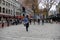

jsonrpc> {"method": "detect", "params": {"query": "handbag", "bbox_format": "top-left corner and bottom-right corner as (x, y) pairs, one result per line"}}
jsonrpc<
(24, 24), (26, 26)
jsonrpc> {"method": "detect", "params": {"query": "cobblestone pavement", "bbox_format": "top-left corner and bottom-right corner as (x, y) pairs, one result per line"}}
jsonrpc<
(0, 23), (60, 40)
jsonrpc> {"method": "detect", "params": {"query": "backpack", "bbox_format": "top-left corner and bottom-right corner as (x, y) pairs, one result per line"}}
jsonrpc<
(23, 18), (29, 24)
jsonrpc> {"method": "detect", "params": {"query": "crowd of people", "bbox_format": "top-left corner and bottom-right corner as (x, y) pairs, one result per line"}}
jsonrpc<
(21, 14), (46, 32)
(1, 14), (54, 31)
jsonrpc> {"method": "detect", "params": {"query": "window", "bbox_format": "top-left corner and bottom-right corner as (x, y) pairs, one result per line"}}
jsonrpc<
(10, 4), (11, 7)
(11, 10), (12, 15)
(3, 8), (5, 13)
(59, 8), (60, 13)
(0, 7), (1, 12)
(11, 4), (12, 7)
(9, 9), (10, 14)
(6, 9), (8, 14)
(6, 2), (8, 6)
(7, 9), (9, 14)
(0, 0), (1, 4)
(2, 0), (5, 5)
(0, 17), (1, 21)
(16, 12), (20, 15)
(6, 2), (10, 7)
(7, 3), (10, 7)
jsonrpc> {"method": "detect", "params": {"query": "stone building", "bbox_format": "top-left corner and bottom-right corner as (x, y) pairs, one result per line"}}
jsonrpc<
(56, 2), (60, 14)
(0, 0), (22, 27)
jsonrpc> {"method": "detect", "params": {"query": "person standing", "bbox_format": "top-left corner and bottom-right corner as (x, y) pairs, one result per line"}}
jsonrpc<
(33, 16), (36, 25)
(42, 15), (44, 25)
(37, 15), (40, 25)
(29, 18), (32, 25)
(2, 20), (4, 28)
(6, 19), (9, 26)
(23, 15), (29, 32)
(29, 15), (32, 25)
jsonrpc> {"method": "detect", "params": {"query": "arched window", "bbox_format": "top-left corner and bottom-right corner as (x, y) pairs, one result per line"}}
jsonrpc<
(0, 0), (1, 4)
(2, 0), (5, 5)
(0, 7), (1, 13)
(7, 9), (9, 14)
(9, 9), (10, 14)
(3, 8), (5, 13)
(11, 10), (12, 15)
(6, 9), (8, 14)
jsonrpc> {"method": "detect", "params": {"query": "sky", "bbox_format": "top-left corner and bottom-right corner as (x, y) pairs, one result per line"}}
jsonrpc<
(17, 0), (60, 11)
(38, 0), (60, 11)
(50, 5), (56, 11)
(38, 0), (60, 3)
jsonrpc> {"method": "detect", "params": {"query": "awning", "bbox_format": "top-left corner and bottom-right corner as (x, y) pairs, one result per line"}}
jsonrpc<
(0, 13), (14, 18)
(15, 16), (22, 19)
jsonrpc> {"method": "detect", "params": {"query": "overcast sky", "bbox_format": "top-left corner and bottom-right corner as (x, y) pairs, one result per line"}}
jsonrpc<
(38, 0), (60, 11)
(38, 0), (60, 3)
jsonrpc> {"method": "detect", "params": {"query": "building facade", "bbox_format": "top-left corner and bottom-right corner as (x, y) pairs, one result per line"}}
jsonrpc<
(0, 0), (22, 27)
(0, 0), (22, 21)
(56, 2), (60, 14)
(0, 0), (22, 15)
